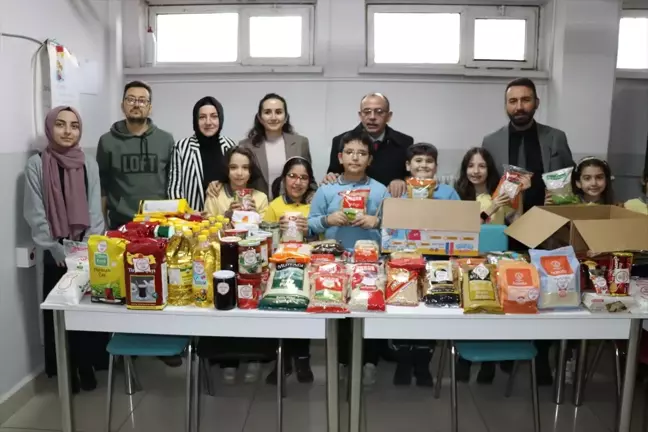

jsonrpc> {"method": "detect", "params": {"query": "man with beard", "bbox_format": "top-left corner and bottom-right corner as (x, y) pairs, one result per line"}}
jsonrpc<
(482, 78), (573, 211)
(482, 78), (573, 386)
(323, 93), (414, 197)
(97, 81), (174, 229)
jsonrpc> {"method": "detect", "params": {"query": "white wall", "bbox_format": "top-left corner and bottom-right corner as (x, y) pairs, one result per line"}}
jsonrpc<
(0, 0), (112, 403)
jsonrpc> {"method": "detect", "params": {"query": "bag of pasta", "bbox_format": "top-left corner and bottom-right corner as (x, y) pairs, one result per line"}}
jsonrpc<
(406, 177), (437, 199)
(461, 263), (503, 314)
(498, 261), (540, 314)
(340, 189), (370, 222)
(493, 165), (532, 210)
(424, 261), (460, 308)
(307, 272), (349, 313)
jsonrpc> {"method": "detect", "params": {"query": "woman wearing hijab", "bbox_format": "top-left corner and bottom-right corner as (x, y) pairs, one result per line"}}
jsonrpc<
(24, 106), (105, 392)
(168, 96), (237, 211)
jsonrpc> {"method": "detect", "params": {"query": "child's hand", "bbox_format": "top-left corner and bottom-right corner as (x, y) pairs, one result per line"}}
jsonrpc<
(326, 211), (349, 227)
(544, 190), (554, 205)
(229, 201), (242, 211)
(295, 216), (309, 234)
(321, 172), (340, 185)
(388, 180), (407, 197)
(352, 214), (379, 229)
(487, 194), (510, 215)
(519, 174), (532, 191)
(207, 181), (223, 198)
(244, 197), (257, 212)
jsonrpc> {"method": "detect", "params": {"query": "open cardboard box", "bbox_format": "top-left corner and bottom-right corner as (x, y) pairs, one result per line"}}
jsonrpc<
(380, 198), (481, 256)
(505, 205), (648, 253)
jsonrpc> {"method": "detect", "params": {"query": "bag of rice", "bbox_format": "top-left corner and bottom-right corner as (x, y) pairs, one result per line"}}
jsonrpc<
(44, 271), (90, 306)
(307, 273), (349, 313)
(497, 261), (540, 314)
(530, 246), (581, 309)
(542, 167), (579, 205)
(259, 262), (310, 311)
(385, 264), (419, 306)
(347, 263), (386, 311)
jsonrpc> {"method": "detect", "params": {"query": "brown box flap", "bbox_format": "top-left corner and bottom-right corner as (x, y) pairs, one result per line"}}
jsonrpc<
(573, 219), (648, 253)
(504, 207), (571, 248)
(381, 198), (480, 232)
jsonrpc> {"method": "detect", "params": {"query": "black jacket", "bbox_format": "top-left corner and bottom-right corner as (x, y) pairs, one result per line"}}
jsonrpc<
(326, 124), (414, 187)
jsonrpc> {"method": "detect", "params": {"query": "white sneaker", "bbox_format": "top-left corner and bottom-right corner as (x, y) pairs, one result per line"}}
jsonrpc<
(338, 364), (348, 381)
(244, 362), (261, 383)
(565, 358), (575, 385)
(222, 367), (236, 384)
(363, 364), (377, 386)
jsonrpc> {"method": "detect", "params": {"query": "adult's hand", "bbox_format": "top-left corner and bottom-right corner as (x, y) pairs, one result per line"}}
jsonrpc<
(326, 211), (349, 227)
(207, 181), (223, 198)
(388, 179), (407, 197)
(352, 214), (379, 230)
(321, 172), (339, 185)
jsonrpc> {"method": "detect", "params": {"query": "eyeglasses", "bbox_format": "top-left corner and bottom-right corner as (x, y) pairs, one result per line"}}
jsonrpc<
(287, 173), (310, 182)
(343, 149), (369, 158)
(124, 97), (150, 106)
(360, 108), (387, 117)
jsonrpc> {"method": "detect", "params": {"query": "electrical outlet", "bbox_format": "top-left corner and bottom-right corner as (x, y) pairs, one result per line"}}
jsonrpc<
(16, 245), (37, 268)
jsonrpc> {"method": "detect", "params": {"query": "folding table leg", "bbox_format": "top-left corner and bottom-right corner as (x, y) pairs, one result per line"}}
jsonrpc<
(553, 340), (568, 404)
(54, 310), (74, 432)
(325, 319), (340, 432)
(618, 320), (641, 432)
(277, 338), (284, 432)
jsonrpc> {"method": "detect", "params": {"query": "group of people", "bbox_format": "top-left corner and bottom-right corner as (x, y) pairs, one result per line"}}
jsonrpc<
(23, 77), (648, 392)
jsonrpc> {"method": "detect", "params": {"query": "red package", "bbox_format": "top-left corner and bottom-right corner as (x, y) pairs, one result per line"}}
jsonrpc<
(390, 257), (426, 271)
(123, 221), (159, 238)
(340, 189), (370, 222)
(607, 253), (634, 296)
(237, 275), (263, 309)
(307, 273), (349, 313)
(236, 188), (254, 211)
(493, 165), (532, 210)
(311, 254), (336, 265)
(125, 238), (168, 310)
(354, 240), (380, 263)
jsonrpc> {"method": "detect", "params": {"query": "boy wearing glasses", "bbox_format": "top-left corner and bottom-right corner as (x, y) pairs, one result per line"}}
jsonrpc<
(309, 129), (389, 250)
(96, 80), (175, 230)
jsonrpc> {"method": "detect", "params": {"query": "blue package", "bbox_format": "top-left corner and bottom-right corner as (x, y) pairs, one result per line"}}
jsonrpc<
(529, 246), (581, 310)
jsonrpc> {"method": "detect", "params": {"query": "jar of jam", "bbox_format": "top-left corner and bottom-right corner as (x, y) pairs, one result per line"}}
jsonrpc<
(238, 239), (262, 275)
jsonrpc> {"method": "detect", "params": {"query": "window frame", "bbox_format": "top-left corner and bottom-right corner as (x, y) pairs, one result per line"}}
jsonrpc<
(616, 9), (648, 71)
(366, 4), (540, 71)
(464, 6), (538, 69)
(148, 4), (314, 67)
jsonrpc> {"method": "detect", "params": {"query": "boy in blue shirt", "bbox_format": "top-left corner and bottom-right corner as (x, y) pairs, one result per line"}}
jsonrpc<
(392, 142), (459, 387)
(308, 130), (390, 250)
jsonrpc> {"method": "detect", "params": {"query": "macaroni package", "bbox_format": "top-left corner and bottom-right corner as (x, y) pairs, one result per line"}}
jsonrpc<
(406, 177), (437, 199)
(493, 165), (532, 210)
(542, 167), (579, 205)
(340, 189), (370, 222)
(530, 246), (581, 309)
(461, 263), (503, 314)
(307, 273), (349, 313)
(88, 235), (128, 304)
(497, 261), (540, 314)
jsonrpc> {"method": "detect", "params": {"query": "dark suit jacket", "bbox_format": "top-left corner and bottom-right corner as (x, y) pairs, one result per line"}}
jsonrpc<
(481, 122), (574, 176)
(327, 124), (414, 187)
(239, 132), (311, 196)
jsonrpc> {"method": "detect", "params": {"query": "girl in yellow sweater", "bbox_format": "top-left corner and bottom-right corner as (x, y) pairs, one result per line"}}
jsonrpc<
(205, 147), (268, 219)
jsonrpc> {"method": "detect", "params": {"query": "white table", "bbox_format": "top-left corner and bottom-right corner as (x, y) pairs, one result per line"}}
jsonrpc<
(41, 298), (343, 432)
(348, 305), (648, 432)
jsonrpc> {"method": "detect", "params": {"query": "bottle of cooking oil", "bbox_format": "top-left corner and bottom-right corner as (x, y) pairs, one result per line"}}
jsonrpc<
(209, 226), (222, 271)
(201, 220), (211, 231)
(167, 227), (193, 306)
(192, 234), (216, 308)
(208, 216), (217, 226)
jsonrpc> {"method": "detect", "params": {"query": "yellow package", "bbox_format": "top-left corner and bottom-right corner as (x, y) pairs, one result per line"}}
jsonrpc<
(461, 263), (503, 314)
(132, 214), (167, 224)
(139, 199), (191, 216)
(166, 230), (193, 306)
(88, 235), (128, 304)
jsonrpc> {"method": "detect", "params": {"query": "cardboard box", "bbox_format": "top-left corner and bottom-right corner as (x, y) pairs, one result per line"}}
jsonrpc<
(381, 198), (481, 256)
(505, 205), (648, 253)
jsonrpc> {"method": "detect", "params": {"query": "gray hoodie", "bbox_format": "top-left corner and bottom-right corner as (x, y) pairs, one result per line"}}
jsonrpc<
(96, 119), (174, 228)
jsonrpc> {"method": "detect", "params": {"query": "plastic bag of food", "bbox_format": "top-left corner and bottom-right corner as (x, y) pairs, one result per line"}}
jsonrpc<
(486, 252), (526, 265)
(354, 240), (380, 263)
(307, 273), (349, 313)
(542, 167), (579, 205)
(232, 210), (261, 227)
(44, 271), (90, 306)
(270, 243), (312, 263)
(259, 262), (310, 311)
(385, 265), (419, 306)
(235, 189), (255, 211)
(407, 177), (437, 199)
(493, 165), (532, 210)
(461, 263), (503, 314)
(497, 261), (540, 314)
(348, 263), (386, 311)
(530, 246), (581, 309)
(63, 240), (89, 272)
(607, 253), (634, 296)
(237, 274), (264, 309)
(139, 199), (191, 216)
(340, 189), (370, 222)
(424, 261), (460, 308)
(88, 235), (128, 304)
(281, 211), (304, 243)
(311, 240), (345, 256)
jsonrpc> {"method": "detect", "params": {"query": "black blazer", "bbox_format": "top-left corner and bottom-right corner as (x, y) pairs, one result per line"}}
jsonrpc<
(326, 124), (414, 187)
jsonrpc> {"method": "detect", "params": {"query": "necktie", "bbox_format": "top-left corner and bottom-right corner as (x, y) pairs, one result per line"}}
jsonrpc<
(374, 140), (382, 151)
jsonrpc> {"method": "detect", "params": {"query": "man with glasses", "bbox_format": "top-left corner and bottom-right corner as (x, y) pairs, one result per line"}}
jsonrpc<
(96, 80), (175, 230)
(323, 93), (414, 197)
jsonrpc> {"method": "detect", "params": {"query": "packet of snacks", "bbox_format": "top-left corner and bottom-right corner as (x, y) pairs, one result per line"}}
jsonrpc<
(493, 165), (532, 210)
(347, 263), (386, 311)
(235, 188), (255, 211)
(406, 177), (437, 199)
(340, 189), (370, 222)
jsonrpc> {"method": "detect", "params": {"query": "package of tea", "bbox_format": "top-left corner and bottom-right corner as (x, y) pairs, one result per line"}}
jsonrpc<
(88, 235), (128, 304)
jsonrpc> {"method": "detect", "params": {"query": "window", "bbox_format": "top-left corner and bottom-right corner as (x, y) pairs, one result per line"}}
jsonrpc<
(149, 5), (313, 66)
(367, 5), (539, 70)
(617, 12), (648, 70)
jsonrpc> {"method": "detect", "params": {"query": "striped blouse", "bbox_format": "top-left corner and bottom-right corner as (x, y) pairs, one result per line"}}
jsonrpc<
(167, 134), (237, 211)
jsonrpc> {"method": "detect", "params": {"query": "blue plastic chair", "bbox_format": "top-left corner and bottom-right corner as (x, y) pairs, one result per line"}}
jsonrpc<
(105, 334), (192, 432)
(434, 341), (540, 432)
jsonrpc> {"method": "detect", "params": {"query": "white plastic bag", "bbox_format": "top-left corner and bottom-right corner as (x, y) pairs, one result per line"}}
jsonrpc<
(44, 271), (90, 305)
